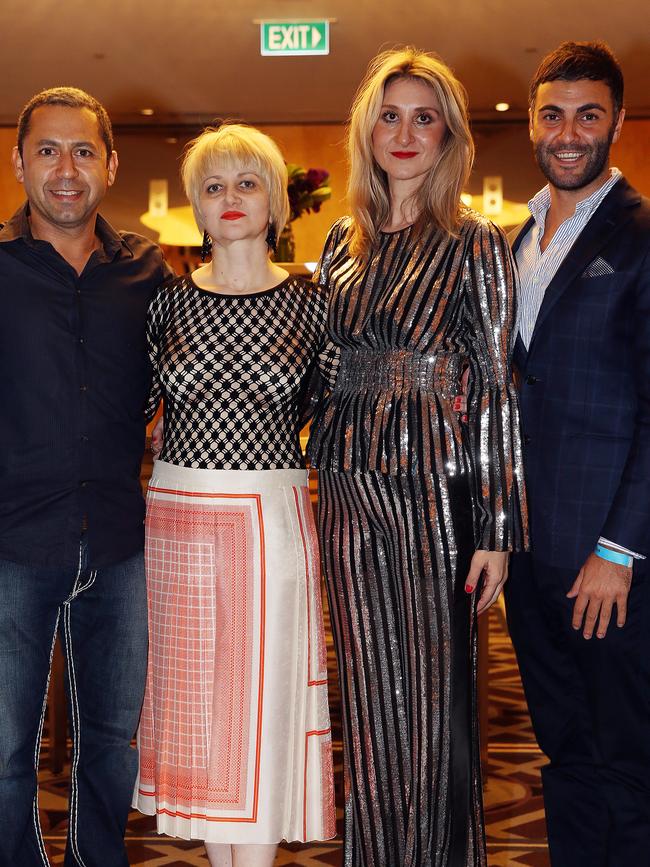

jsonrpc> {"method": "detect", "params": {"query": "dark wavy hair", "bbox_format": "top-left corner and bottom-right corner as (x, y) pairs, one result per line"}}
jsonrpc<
(529, 41), (624, 115)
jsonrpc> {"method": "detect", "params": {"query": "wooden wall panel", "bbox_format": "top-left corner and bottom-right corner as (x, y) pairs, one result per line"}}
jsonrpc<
(0, 128), (24, 219)
(612, 119), (650, 196)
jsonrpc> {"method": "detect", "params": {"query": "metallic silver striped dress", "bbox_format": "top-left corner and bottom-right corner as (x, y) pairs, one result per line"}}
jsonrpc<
(307, 214), (527, 866)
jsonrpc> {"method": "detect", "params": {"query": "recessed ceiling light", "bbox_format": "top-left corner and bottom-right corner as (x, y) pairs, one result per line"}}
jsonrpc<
(495, 102), (510, 112)
(140, 108), (155, 116)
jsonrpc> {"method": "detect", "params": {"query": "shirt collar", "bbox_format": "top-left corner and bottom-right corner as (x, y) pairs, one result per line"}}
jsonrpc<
(0, 202), (133, 261)
(0, 203), (31, 244)
(528, 166), (622, 227)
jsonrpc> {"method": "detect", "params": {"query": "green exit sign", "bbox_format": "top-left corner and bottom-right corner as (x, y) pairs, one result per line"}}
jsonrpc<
(260, 20), (330, 56)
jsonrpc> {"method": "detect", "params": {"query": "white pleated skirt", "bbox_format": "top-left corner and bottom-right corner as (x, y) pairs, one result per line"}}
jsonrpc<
(133, 461), (335, 844)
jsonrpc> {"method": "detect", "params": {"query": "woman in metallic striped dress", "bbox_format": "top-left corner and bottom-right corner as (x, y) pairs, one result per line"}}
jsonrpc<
(307, 48), (527, 866)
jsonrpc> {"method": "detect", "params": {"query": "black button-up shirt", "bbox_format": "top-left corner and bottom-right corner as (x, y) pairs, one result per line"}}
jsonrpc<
(0, 204), (172, 568)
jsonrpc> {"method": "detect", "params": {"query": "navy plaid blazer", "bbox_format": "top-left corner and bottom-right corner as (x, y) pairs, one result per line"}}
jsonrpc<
(511, 177), (650, 570)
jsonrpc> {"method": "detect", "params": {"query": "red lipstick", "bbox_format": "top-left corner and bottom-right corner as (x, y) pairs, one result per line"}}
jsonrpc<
(391, 151), (418, 159)
(221, 211), (245, 220)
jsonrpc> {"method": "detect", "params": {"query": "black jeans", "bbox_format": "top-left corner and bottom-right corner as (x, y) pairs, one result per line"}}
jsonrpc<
(506, 553), (650, 867)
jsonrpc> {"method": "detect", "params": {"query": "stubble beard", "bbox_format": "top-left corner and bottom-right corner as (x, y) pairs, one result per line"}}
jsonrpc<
(534, 132), (613, 192)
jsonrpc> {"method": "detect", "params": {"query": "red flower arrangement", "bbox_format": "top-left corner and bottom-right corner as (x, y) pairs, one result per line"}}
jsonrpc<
(286, 164), (332, 222)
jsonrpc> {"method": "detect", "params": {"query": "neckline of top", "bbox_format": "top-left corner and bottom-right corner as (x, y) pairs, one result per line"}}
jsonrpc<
(186, 273), (295, 299)
(379, 224), (414, 236)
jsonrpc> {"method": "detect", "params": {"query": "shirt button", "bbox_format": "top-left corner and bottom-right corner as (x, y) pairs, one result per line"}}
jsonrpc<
(80, 385), (88, 392)
(81, 435), (89, 443)
(523, 434), (532, 445)
(80, 480), (88, 488)
(525, 375), (538, 385)
(78, 337), (85, 344)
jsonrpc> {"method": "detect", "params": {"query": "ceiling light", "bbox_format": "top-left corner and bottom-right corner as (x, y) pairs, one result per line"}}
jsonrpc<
(495, 102), (510, 112)
(140, 108), (155, 116)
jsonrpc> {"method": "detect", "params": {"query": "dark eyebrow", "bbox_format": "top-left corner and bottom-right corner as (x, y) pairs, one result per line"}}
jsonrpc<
(576, 102), (608, 113)
(537, 102), (608, 114)
(35, 139), (97, 148)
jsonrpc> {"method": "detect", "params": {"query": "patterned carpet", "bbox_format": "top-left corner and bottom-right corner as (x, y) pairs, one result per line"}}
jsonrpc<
(37, 458), (549, 864)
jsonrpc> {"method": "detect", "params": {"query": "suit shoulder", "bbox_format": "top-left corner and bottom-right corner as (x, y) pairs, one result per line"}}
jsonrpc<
(620, 195), (650, 258)
(634, 193), (650, 226)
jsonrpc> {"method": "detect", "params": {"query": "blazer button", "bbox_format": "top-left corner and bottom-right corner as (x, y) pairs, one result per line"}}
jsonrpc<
(523, 434), (531, 445)
(525, 375), (538, 385)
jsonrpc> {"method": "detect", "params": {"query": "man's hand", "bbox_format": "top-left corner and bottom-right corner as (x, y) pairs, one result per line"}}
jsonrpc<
(151, 416), (164, 458)
(465, 550), (510, 614)
(567, 552), (632, 640)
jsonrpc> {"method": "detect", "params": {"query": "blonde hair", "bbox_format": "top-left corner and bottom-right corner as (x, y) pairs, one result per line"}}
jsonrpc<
(347, 47), (475, 257)
(181, 123), (290, 236)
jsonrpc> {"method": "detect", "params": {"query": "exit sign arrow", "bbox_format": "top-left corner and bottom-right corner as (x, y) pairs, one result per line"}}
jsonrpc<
(260, 20), (330, 56)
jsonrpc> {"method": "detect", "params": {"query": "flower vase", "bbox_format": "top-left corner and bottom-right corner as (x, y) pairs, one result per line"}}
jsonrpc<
(275, 224), (296, 262)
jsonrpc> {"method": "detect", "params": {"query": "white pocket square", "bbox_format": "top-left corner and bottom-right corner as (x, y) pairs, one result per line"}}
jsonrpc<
(582, 256), (615, 278)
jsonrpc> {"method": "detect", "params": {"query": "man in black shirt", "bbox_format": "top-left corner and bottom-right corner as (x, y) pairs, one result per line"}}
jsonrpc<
(0, 87), (170, 866)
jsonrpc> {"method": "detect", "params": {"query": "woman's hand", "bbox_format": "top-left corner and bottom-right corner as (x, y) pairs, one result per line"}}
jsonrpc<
(465, 550), (509, 614)
(151, 416), (164, 458)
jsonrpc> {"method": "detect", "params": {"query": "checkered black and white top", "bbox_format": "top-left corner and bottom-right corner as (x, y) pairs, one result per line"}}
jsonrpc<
(146, 273), (329, 470)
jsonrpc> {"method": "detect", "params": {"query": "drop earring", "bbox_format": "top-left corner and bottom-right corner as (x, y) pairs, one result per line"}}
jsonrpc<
(201, 230), (212, 262)
(265, 223), (277, 254)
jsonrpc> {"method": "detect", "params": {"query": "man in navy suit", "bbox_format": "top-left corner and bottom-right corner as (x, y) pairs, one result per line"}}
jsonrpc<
(505, 41), (650, 866)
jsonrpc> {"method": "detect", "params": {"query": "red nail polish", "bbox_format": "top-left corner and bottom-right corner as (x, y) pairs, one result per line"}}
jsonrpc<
(465, 584), (473, 593)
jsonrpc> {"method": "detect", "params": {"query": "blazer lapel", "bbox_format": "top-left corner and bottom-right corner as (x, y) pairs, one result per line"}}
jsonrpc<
(509, 217), (534, 374)
(513, 333), (528, 373)
(528, 178), (640, 354)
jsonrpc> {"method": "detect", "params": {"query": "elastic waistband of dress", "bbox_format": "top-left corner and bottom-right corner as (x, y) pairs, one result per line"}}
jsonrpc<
(335, 349), (464, 394)
(149, 460), (309, 493)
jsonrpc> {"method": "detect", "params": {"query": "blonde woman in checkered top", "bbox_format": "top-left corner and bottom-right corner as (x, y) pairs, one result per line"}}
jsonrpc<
(132, 124), (335, 866)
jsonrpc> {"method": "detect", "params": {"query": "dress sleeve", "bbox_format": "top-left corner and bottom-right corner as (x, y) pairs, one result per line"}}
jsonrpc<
(144, 289), (164, 423)
(311, 217), (348, 388)
(297, 336), (340, 428)
(312, 216), (347, 287)
(463, 219), (528, 551)
(297, 220), (348, 427)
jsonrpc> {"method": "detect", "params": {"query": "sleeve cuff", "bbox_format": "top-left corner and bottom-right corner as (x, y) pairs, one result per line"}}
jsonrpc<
(598, 537), (646, 561)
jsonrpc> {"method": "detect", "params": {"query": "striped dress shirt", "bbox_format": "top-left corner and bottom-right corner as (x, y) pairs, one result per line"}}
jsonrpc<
(516, 167), (643, 561)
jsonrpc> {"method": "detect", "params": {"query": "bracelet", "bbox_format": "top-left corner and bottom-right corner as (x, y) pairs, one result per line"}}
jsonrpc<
(594, 543), (633, 568)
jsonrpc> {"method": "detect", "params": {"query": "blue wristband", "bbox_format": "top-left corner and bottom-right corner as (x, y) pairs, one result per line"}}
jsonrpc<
(595, 544), (633, 568)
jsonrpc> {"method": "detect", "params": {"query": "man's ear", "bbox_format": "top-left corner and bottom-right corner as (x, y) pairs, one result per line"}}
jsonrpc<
(107, 150), (118, 187)
(12, 146), (25, 183)
(611, 108), (625, 145)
